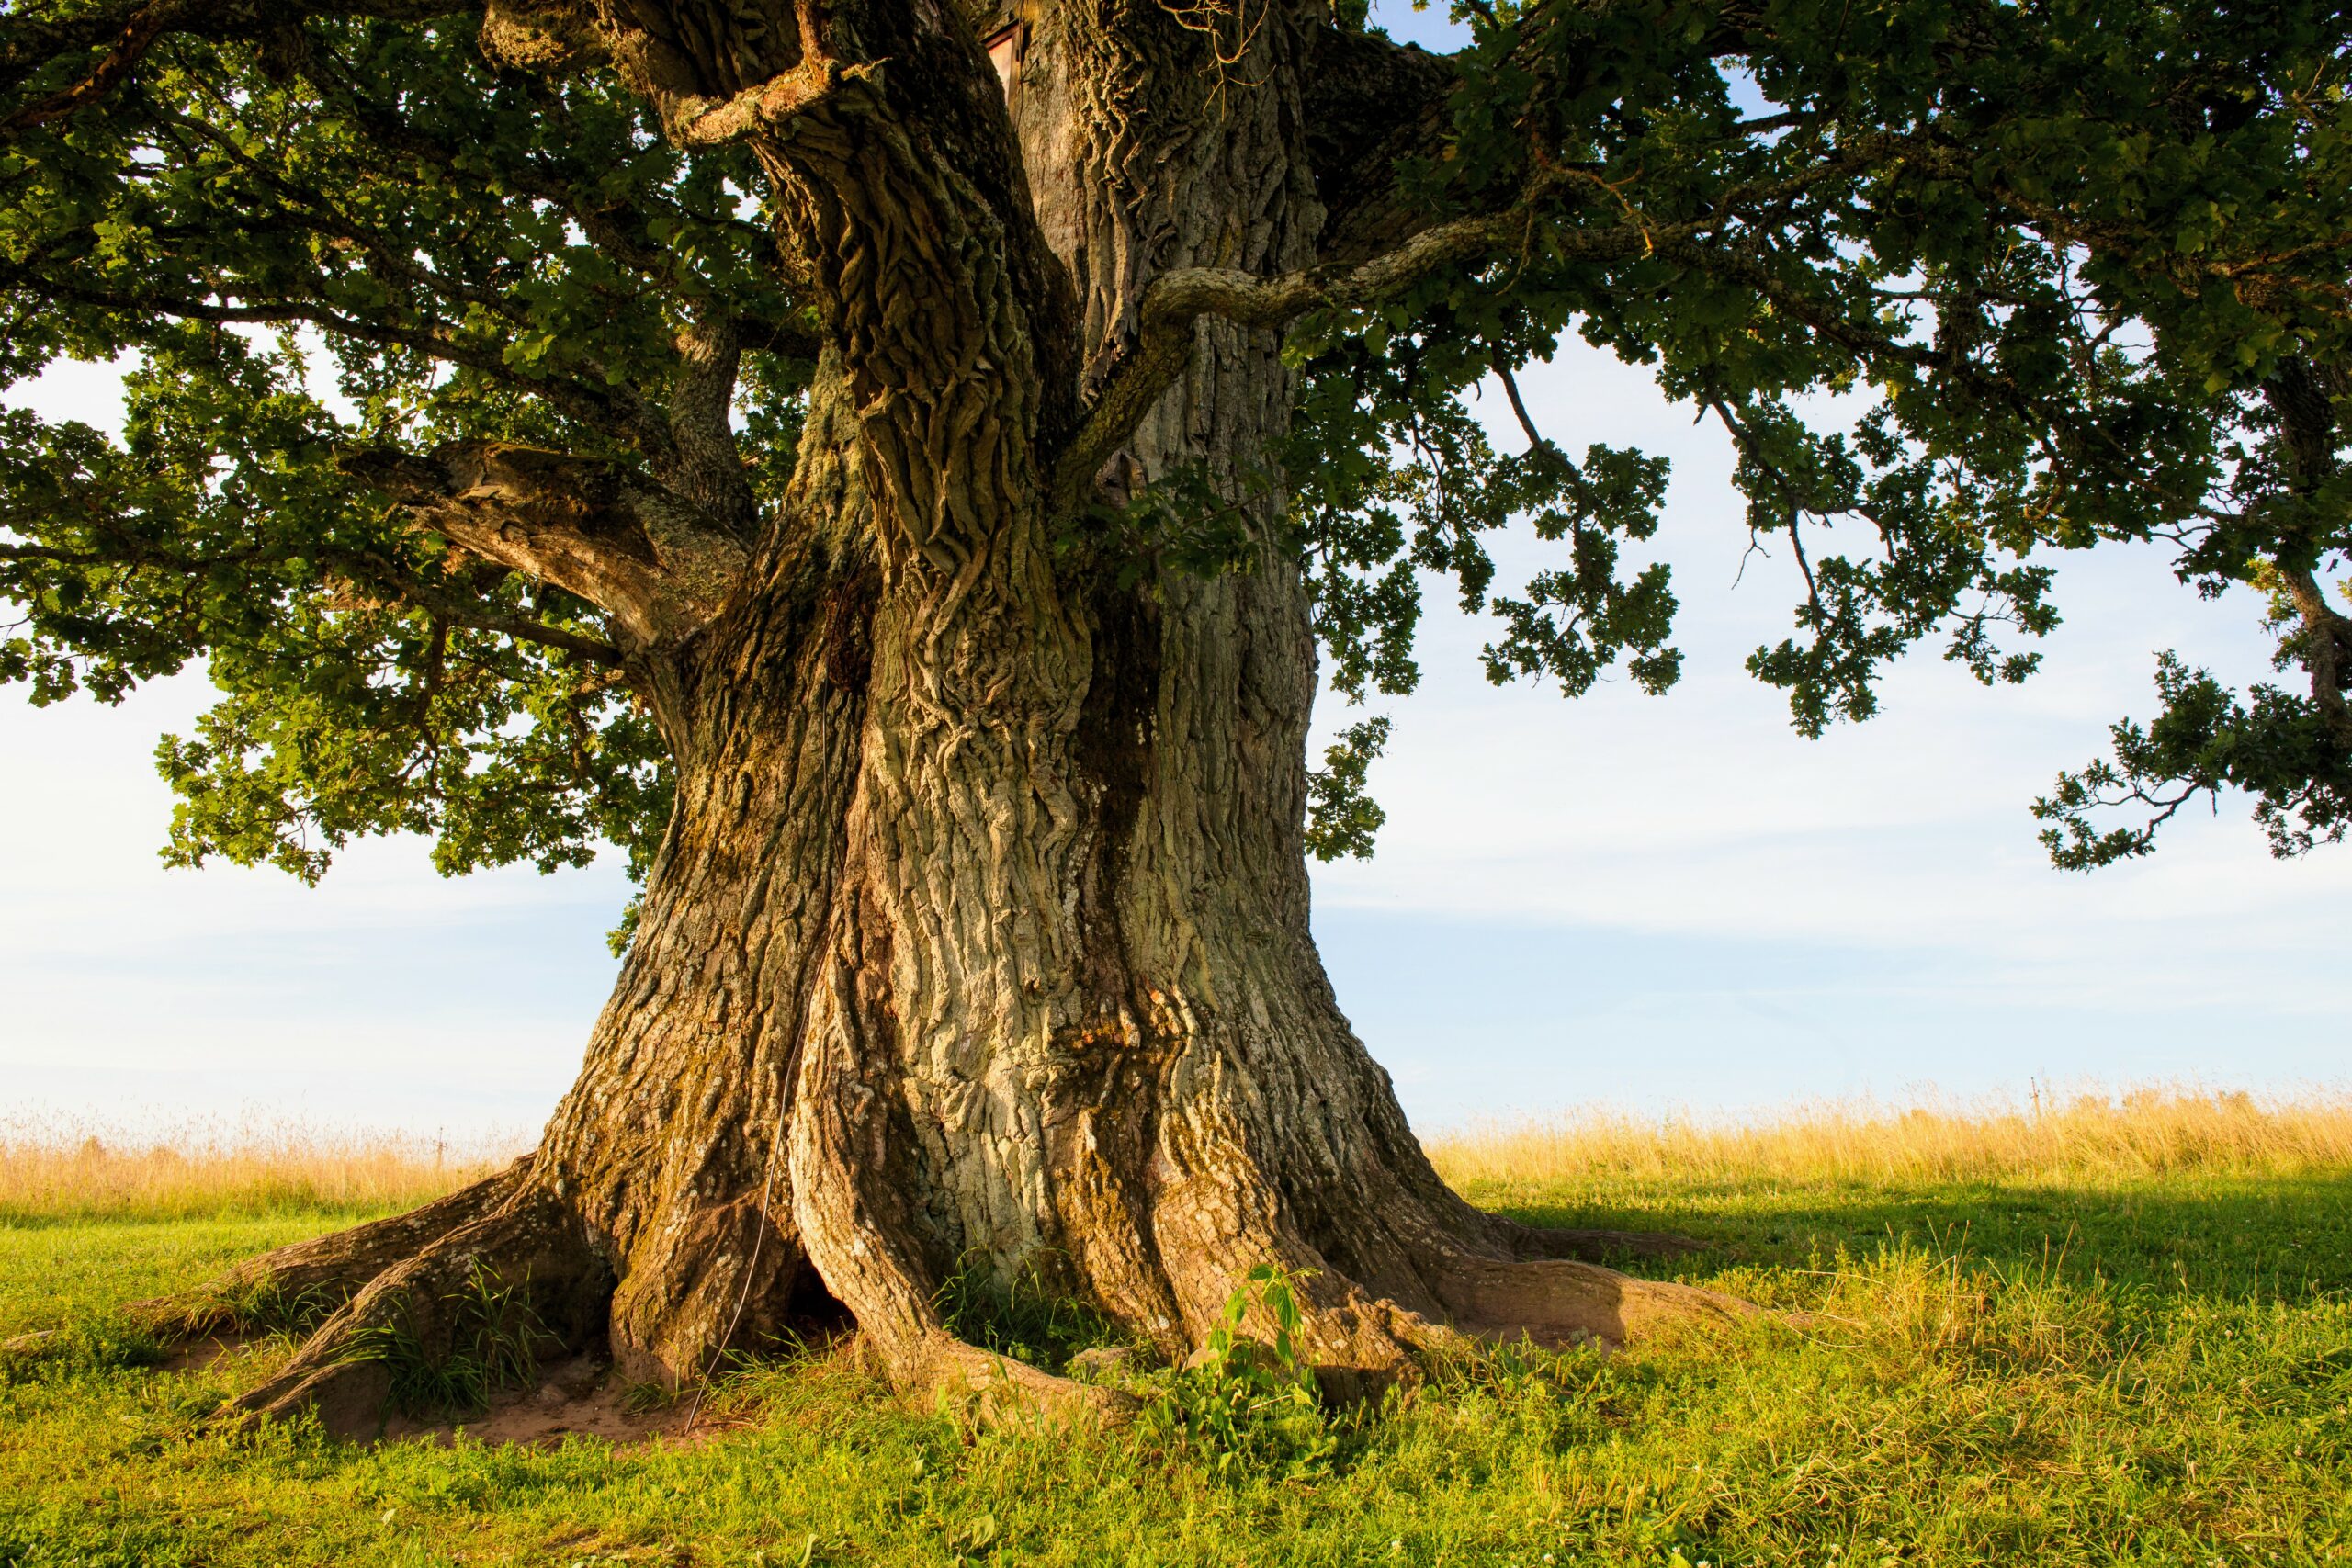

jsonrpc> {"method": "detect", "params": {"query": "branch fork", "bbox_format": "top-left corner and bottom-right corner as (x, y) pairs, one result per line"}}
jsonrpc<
(338, 443), (751, 654)
(665, 56), (881, 148)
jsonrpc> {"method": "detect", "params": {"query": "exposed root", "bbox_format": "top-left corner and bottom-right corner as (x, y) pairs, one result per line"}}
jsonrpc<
(1176, 1253), (1758, 1413)
(49, 1048), (1746, 1444)
(1432, 1254), (1758, 1350)
(776, 1003), (1139, 1430)
(605, 1183), (817, 1390)
(885, 1330), (1140, 1427)
(224, 1187), (607, 1438)
(120, 1159), (536, 1343)
(1112, 1190), (1753, 1413)
(45, 1188), (1759, 1441)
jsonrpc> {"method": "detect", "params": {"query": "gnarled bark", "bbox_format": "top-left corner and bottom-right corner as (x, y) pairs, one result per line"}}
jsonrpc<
(132, 0), (1746, 1435)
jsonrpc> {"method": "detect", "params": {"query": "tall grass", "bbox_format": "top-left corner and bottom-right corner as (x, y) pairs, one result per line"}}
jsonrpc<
(5, 1085), (2346, 1228)
(6, 1082), (2352, 1565)
(1424, 1082), (2352, 1188)
(0, 1114), (524, 1224)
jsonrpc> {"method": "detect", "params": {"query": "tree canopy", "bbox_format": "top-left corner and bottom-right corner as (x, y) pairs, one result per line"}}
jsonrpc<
(3, 0), (2346, 903)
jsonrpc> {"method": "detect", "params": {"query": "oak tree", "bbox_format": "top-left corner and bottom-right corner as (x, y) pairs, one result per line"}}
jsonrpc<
(3, 0), (2346, 1427)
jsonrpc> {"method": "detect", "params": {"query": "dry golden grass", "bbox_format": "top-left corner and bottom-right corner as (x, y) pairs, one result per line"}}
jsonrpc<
(0, 1114), (524, 1224)
(6, 1084), (2347, 1225)
(11, 1082), (2350, 1567)
(1424, 1082), (2352, 1188)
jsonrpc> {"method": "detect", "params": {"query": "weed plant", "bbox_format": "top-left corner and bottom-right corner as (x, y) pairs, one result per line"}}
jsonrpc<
(1133, 1264), (1336, 1480)
(200, 1274), (345, 1337)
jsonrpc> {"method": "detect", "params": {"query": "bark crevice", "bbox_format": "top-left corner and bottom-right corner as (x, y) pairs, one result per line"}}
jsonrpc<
(106, 0), (1758, 1432)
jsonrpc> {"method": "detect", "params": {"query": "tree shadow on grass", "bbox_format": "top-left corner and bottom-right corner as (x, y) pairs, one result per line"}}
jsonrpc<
(1482, 1169), (2352, 1302)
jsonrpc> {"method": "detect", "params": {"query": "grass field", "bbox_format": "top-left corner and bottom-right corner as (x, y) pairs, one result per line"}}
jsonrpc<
(4, 1089), (2349, 1566)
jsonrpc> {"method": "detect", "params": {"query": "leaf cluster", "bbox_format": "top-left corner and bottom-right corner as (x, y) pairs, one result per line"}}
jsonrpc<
(3, 12), (808, 895)
(4, 0), (2346, 891)
(1285, 0), (2349, 861)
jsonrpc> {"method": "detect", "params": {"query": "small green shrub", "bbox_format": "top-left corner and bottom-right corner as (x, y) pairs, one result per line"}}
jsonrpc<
(1137, 1263), (1335, 1479)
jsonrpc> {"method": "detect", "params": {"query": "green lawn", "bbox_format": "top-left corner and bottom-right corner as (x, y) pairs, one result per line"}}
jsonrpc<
(5, 1169), (2349, 1566)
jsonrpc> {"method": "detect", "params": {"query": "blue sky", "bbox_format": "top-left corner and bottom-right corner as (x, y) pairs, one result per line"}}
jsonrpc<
(3, 11), (2346, 1139)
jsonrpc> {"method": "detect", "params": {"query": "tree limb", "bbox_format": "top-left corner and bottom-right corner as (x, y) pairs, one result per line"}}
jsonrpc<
(1051, 186), (1677, 515)
(0, 0), (178, 137)
(2263, 360), (2352, 745)
(6, 261), (658, 447)
(337, 443), (751, 652)
(300, 45), (820, 361)
(662, 56), (876, 148)
(2, 513), (623, 666)
(318, 547), (626, 666)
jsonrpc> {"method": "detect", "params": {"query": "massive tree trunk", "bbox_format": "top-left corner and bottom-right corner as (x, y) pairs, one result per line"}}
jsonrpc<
(153, 0), (1744, 1432)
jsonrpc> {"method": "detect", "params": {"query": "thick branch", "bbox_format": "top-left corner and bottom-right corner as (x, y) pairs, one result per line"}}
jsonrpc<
(0, 0), (176, 137)
(338, 444), (751, 652)
(9, 263), (653, 448)
(0, 525), (621, 666)
(1052, 191), (1673, 514)
(322, 549), (627, 666)
(662, 318), (760, 536)
(300, 48), (819, 362)
(2279, 565), (2352, 738)
(2264, 360), (2352, 742)
(1296, 6), (1772, 268)
(663, 56), (875, 147)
